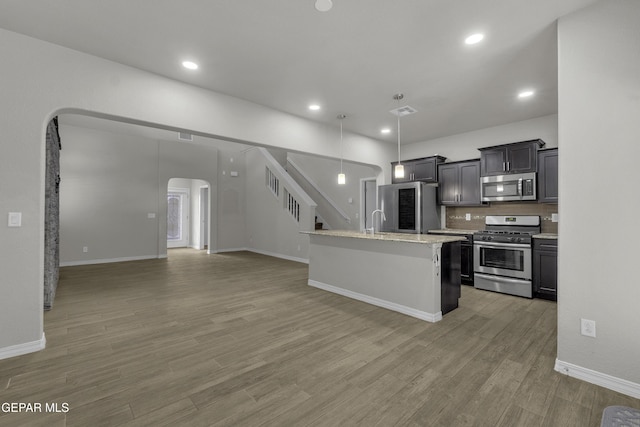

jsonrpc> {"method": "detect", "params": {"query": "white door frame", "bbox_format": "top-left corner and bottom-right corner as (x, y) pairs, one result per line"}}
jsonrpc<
(199, 185), (209, 251)
(360, 177), (378, 232)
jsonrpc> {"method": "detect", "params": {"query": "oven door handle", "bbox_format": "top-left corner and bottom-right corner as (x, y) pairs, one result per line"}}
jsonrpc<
(474, 241), (531, 249)
(475, 272), (532, 285)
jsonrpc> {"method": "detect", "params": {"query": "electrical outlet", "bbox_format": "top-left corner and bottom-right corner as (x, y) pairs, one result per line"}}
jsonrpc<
(581, 318), (596, 337)
(83, 246), (88, 253)
(465, 213), (471, 221)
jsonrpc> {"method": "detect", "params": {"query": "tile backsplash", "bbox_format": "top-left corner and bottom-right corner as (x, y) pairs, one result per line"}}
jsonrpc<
(446, 202), (558, 233)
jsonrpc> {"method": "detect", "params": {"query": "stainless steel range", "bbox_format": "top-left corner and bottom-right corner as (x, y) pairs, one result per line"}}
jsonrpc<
(473, 215), (541, 298)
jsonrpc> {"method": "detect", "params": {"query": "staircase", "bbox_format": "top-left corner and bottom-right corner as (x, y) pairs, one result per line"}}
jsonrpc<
(286, 158), (351, 231)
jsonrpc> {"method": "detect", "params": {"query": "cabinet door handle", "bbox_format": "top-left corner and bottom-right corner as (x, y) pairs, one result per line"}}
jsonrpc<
(507, 161), (510, 171)
(539, 244), (557, 250)
(503, 162), (506, 171)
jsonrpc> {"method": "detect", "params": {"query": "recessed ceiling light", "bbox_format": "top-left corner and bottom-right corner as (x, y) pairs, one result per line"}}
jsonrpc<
(315, 0), (333, 12)
(182, 61), (198, 70)
(465, 33), (484, 45)
(518, 90), (535, 99)
(381, 128), (391, 134)
(308, 104), (321, 111)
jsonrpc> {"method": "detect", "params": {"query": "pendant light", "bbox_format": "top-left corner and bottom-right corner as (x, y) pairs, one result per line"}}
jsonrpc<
(337, 114), (346, 185)
(393, 93), (405, 179)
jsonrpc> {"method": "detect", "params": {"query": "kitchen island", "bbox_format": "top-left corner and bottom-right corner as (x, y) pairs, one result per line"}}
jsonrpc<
(302, 230), (465, 322)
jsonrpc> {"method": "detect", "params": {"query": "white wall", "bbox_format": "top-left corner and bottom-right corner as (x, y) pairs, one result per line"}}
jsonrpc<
(403, 115), (558, 162)
(0, 27), (394, 354)
(59, 124), (228, 265)
(0, 25), (565, 357)
(60, 125), (163, 263)
(244, 148), (315, 263)
(556, 0), (640, 394)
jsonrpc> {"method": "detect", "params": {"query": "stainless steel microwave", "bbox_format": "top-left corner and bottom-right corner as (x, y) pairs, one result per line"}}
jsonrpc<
(481, 172), (536, 202)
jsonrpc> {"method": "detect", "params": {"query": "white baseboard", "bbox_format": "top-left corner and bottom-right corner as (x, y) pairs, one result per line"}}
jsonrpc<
(213, 247), (309, 264)
(60, 255), (164, 267)
(249, 248), (309, 264)
(555, 359), (640, 399)
(308, 279), (443, 323)
(212, 247), (249, 254)
(0, 333), (46, 361)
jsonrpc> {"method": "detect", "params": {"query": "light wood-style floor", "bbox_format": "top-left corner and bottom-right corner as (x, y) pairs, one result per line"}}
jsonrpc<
(1, 249), (638, 426)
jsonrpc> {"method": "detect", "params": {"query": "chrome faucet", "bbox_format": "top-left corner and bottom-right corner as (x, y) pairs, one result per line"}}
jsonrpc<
(367, 209), (386, 235)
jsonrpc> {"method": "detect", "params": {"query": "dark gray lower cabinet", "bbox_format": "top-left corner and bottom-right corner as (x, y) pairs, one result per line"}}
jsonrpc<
(538, 148), (558, 203)
(429, 232), (473, 285)
(460, 237), (474, 285)
(533, 238), (557, 301)
(440, 241), (461, 315)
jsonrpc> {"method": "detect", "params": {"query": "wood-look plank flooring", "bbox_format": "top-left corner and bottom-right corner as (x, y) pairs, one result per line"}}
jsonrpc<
(1, 249), (638, 426)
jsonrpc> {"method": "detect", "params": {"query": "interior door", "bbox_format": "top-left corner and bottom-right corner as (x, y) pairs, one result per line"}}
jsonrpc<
(167, 188), (189, 248)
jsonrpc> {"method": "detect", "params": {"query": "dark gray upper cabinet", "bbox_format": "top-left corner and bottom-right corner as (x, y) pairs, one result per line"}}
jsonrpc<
(391, 155), (446, 184)
(437, 159), (482, 205)
(390, 162), (414, 183)
(537, 148), (558, 203)
(479, 139), (545, 176)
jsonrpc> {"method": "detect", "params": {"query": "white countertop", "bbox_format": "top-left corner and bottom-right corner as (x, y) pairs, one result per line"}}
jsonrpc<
(302, 229), (466, 245)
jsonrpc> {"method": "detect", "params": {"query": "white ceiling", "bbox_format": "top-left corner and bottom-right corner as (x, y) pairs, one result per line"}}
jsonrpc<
(0, 0), (596, 144)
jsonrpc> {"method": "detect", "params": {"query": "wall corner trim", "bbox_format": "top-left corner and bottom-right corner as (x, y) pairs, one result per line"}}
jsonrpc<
(555, 359), (640, 399)
(0, 333), (46, 361)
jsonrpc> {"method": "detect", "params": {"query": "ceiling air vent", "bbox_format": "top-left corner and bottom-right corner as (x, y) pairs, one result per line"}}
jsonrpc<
(178, 132), (193, 141)
(389, 105), (418, 117)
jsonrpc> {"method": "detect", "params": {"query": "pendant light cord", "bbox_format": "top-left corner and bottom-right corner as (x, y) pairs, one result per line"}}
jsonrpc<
(340, 118), (344, 174)
(397, 108), (401, 165)
(395, 93), (403, 165)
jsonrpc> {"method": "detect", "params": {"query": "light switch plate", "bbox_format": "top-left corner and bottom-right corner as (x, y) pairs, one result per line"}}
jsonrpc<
(552, 213), (559, 223)
(8, 212), (22, 227)
(147, 213), (156, 219)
